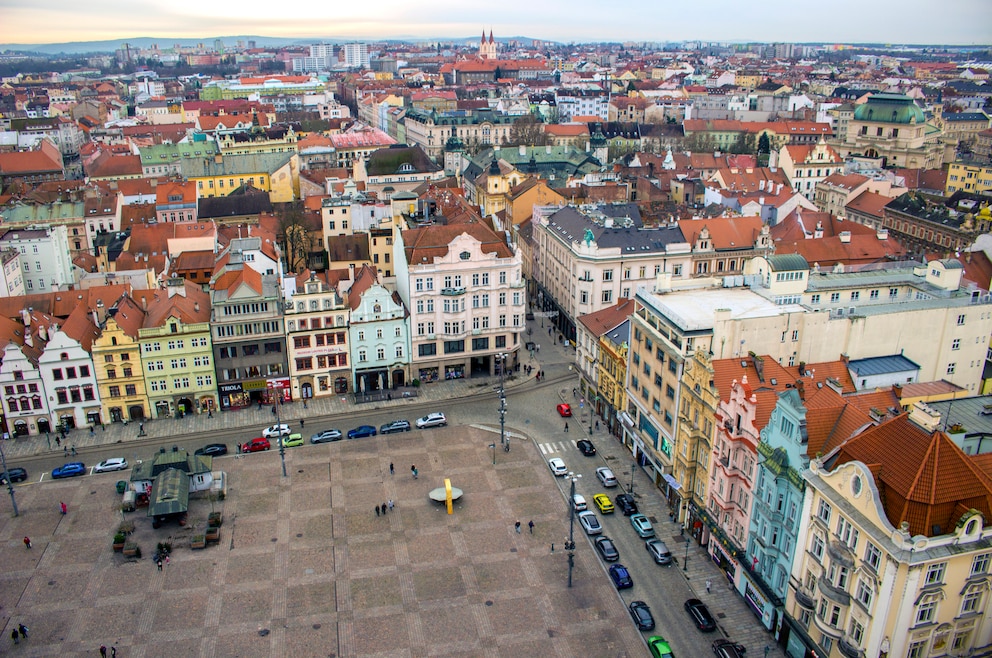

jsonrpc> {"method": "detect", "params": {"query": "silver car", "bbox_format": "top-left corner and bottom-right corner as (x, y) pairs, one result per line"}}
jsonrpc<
(645, 538), (673, 565)
(310, 429), (342, 444)
(577, 510), (602, 535)
(596, 466), (619, 487)
(416, 412), (447, 428)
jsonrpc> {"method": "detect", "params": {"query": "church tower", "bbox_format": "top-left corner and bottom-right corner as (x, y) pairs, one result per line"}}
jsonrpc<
(479, 30), (497, 60)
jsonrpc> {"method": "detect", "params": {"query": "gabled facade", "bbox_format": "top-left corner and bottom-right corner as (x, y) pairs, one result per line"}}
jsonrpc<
(286, 271), (351, 400)
(37, 311), (101, 430)
(138, 279), (216, 418)
(348, 264), (411, 393)
(778, 140), (844, 200)
(396, 220), (524, 383)
(675, 348), (719, 542)
(0, 341), (49, 436)
(92, 295), (149, 424)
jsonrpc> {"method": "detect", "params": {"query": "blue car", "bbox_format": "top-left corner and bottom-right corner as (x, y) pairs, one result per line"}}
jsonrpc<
(347, 425), (377, 439)
(52, 462), (86, 478)
(609, 563), (633, 589)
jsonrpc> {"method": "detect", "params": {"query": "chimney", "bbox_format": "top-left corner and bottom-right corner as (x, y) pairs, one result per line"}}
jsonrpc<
(20, 308), (30, 326)
(908, 401), (941, 432)
(141, 296), (148, 311)
(95, 299), (107, 324)
(759, 180), (765, 191)
(194, 302), (200, 312)
(776, 183), (783, 194)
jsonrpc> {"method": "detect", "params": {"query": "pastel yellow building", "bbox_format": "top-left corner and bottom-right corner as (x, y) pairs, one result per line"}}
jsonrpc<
(674, 349), (718, 532)
(186, 152), (299, 203)
(946, 159), (992, 195)
(92, 295), (150, 423)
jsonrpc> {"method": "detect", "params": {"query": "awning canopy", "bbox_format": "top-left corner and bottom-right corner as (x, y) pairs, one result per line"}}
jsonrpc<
(662, 473), (682, 490)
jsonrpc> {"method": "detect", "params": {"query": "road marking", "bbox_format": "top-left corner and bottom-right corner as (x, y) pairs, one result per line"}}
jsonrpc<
(539, 441), (570, 455)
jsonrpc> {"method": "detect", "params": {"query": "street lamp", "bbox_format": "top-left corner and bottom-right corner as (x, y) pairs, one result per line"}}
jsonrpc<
(566, 472), (582, 587)
(497, 353), (508, 451)
(683, 535), (691, 572)
(0, 438), (20, 516)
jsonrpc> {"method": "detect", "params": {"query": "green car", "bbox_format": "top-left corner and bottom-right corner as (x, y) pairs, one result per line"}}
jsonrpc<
(282, 433), (304, 448)
(647, 635), (674, 658)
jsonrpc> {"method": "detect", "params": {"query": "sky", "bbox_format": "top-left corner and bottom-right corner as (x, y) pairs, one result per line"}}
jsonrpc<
(1, 0), (991, 47)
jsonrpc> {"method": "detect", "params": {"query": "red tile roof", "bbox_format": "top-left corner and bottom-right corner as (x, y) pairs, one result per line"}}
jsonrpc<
(577, 298), (635, 337)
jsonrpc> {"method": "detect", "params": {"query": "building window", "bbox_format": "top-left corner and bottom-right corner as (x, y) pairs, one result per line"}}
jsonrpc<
(961, 588), (983, 615)
(925, 562), (946, 585)
(811, 533), (824, 560)
(864, 542), (881, 571)
(855, 578), (873, 609)
(816, 500), (832, 524)
(916, 595), (938, 625)
(971, 553), (990, 576)
(837, 516), (859, 550)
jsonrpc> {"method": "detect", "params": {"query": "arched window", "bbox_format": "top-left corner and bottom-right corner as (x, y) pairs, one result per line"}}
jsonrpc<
(7, 398), (17, 411)
(310, 300), (319, 311)
(297, 302), (305, 312)
(61, 352), (69, 360)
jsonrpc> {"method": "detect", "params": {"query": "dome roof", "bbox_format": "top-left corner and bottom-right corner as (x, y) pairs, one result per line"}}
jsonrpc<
(853, 93), (925, 124)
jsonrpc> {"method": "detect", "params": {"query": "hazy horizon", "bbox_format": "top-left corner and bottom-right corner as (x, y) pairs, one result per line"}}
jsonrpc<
(1, 0), (990, 48)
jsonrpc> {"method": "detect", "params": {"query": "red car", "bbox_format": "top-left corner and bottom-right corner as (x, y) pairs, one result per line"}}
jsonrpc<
(557, 403), (572, 417)
(242, 437), (271, 453)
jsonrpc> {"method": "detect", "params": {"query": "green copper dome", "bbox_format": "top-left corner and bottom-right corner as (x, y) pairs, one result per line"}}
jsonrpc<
(853, 94), (925, 124)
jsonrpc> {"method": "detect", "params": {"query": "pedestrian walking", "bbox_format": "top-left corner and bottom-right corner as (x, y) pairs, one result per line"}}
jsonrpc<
(528, 520), (534, 534)
(413, 468), (418, 479)
(300, 419), (305, 429)
(564, 422), (568, 433)
(157, 559), (163, 571)
(71, 445), (76, 456)
(23, 536), (31, 549)
(60, 501), (67, 515)
(595, 420), (600, 431)
(515, 521), (521, 533)
(536, 344), (540, 353)
(389, 463), (394, 475)
(375, 505), (380, 517)
(411, 465), (418, 479)
(303, 400), (308, 409)
(12, 629), (19, 644)
(63, 446), (68, 457)
(381, 501), (387, 515)
(17, 624), (28, 639)
(705, 579), (711, 594)
(55, 434), (61, 447)
(551, 543), (555, 553)
(387, 499), (394, 511)
(112, 646), (117, 658)
(100, 646), (107, 658)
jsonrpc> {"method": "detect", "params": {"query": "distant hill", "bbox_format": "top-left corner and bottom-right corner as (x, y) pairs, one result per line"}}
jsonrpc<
(0, 34), (545, 56)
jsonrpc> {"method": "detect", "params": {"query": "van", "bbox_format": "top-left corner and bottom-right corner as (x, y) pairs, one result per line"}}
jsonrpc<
(572, 493), (587, 512)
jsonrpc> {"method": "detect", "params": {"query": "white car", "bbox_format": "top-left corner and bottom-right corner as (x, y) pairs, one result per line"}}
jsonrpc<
(93, 457), (128, 473)
(548, 457), (568, 476)
(262, 424), (291, 438)
(572, 493), (588, 512)
(416, 412), (447, 429)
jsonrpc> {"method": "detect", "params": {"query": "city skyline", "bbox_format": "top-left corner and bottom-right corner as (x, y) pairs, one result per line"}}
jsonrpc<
(1, 0), (991, 48)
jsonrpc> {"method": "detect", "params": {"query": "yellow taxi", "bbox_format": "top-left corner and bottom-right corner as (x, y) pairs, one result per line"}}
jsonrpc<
(593, 493), (615, 514)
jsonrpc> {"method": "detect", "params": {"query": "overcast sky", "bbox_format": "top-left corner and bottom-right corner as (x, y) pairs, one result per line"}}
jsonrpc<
(1, 0), (990, 46)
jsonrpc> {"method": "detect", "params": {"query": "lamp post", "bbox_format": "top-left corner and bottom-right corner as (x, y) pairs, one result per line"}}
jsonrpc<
(489, 442), (496, 465)
(271, 381), (287, 478)
(497, 353), (508, 450)
(0, 439), (19, 516)
(567, 472), (581, 587)
(684, 535), (691, 572)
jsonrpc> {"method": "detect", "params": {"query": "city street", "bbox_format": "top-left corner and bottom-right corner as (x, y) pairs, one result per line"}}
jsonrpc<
(0, 320), (784, 657)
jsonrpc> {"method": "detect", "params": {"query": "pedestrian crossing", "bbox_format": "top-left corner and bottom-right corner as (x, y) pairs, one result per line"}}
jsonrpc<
(538, 441), (572, 455)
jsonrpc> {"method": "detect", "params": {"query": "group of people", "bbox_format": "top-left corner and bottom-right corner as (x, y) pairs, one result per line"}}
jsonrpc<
(374, 500), (394, 516)
(9, 624), (28, 644)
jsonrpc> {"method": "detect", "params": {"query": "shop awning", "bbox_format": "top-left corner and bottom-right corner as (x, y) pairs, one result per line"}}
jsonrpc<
(662, 473), (682, 490)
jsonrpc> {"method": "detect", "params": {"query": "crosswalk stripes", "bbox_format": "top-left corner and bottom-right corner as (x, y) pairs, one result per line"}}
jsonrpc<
(538, 441), (571, 455)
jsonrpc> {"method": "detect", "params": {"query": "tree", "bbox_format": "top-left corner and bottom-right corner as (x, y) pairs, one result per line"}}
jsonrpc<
(277, 203), (316, 274)
(757, 133), (771, 155)
(507, 114), (548, 146)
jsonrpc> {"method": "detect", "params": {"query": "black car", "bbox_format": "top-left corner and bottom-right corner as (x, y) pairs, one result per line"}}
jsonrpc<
(712, 639), (747, 658)
(576, 439), (596, 456)
(685, 598), (718, 632)
(0, 467), (27, 484)
(194, 443), (228, 458)
(628, 600), (656, 631)
(594, 536), (620, 562)
(615, 493), (639, 516)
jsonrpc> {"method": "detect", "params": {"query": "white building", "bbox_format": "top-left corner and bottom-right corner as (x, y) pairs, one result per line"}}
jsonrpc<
(0, 225), (74, 293)
(342, 43), (370, 69)
(37, 307), (103, 430)
(0, 312), (53, 437)
(0, 249), (24, 297)
(349, 263), (411, 391)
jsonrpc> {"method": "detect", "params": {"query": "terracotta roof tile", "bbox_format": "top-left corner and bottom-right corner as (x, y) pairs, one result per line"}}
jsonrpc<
(577, 298), (635, 336)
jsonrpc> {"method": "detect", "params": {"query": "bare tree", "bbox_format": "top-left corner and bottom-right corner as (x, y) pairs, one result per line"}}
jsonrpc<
(277, 203), (316, 274)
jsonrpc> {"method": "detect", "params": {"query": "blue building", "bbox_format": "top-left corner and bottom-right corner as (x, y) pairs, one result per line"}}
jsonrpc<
(348, 264), (411, 392)
(745, 388), (808, 631)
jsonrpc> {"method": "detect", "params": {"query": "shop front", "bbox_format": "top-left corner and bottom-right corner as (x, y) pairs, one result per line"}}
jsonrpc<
(267, 377), (292, 403)
(219, 383), (248, 410)
(738, 567), (779, 631)
(708, 531), (741, 588)
(243, 379), (269, 405)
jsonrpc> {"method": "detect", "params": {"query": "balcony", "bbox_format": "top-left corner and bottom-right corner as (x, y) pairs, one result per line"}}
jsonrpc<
(441, 287), (466, 296)
(817, 576), (851, 606)
(826, 539), (855, 569)
(838, 636), (865, 658)
(794, 587), (816, 610)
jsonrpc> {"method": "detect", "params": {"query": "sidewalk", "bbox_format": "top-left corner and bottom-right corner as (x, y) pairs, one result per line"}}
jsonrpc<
(0, 354), (575, 462)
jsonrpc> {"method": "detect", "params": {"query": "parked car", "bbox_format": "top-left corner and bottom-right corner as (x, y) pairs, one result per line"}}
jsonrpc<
(577, 510), (602, 535)
(242, 437), (271, 453)
(628, 600), (656, 631)
(647, 636), (675, 658)
(645, 538), (673, 565)
(608, 563), (633, 589)
(310, 429), (342, 444)
(593, 493), (615, 514)
(416, 412), (447, 428)
(194, 443), (228, 457)
(348, 425), (377, 439)
(0, 467), (27, 484)
(93, 457), (129, 473)
(262, 423), (291, 438)
(282, 433), (304, 448)
(630, 513), (655, 538)
(379, 419), (411, 434)
(596, 466), (619, 487)
(556, 403), (572, 417)
(51, 462), (86, 479)
(712, 639), (748, 658)
(594, 536), (620, 562)
(684, 598), (718, 632)
(572, 493), (587, 512)
(615, 493), (638, 516)
(548, 457), (568, 476)
(576, 439), (596, 456)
